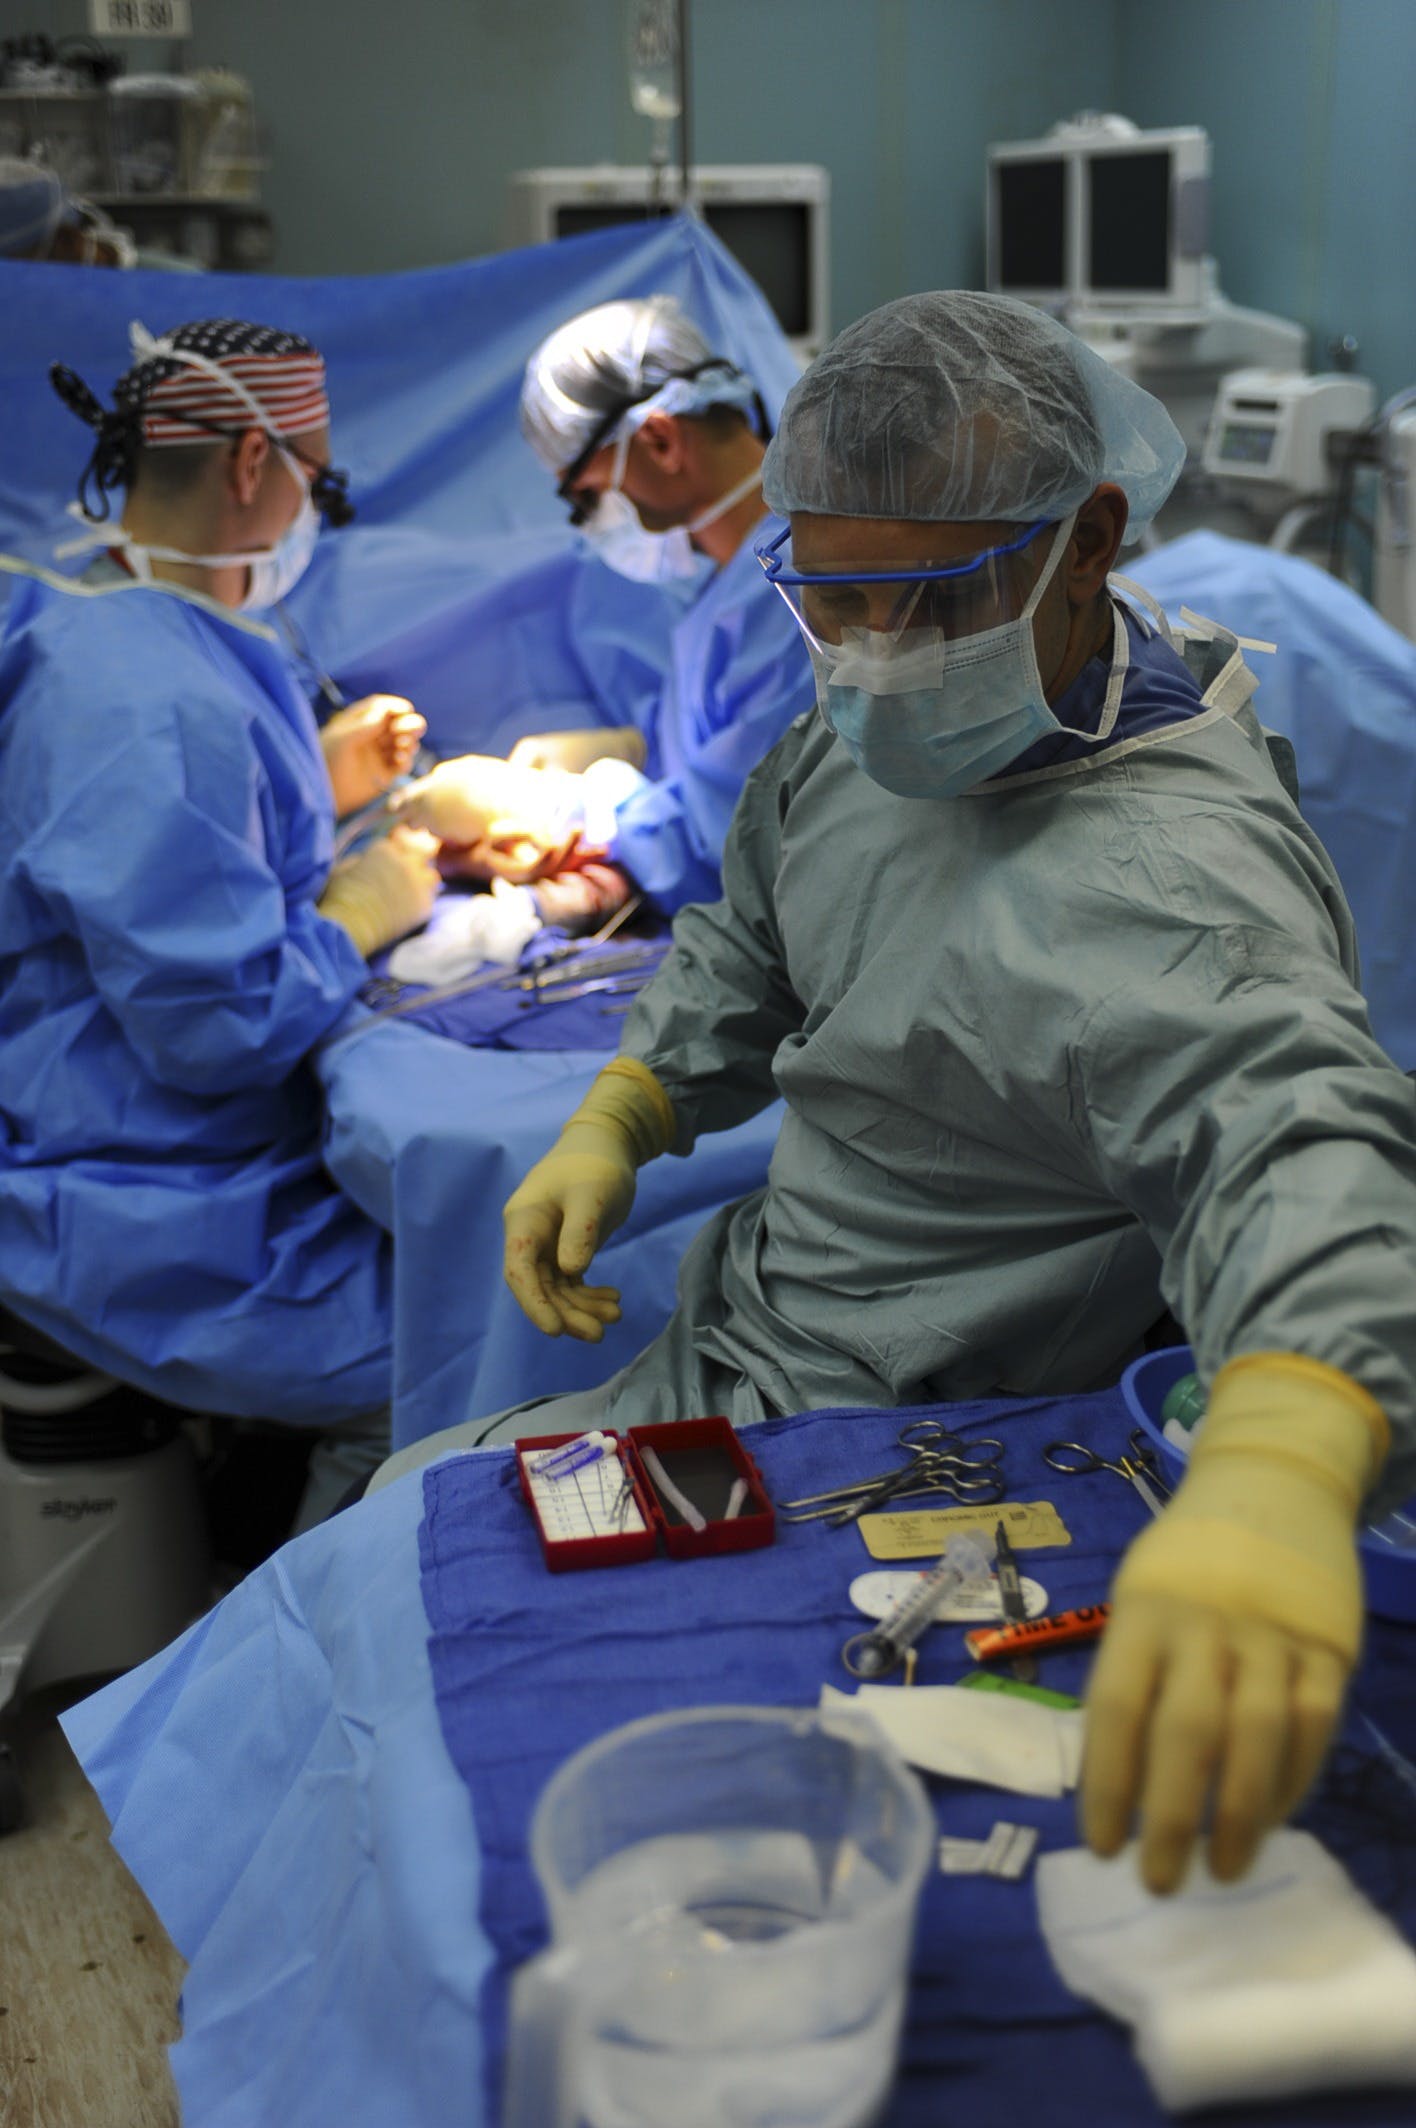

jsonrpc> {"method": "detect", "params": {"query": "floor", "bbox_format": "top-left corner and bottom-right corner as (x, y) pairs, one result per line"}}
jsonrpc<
(0, 1685), (182, 2128)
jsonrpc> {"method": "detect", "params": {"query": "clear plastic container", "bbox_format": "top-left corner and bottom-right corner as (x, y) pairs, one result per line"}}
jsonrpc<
(503, 1703), (934, 2128)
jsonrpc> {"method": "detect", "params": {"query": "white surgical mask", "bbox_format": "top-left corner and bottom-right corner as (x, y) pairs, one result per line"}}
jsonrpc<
(57, 448), (320, 611)
(813, 513), (1087, 798)
(580, 485), (706, 586)
(238, 477), (321, 608)
(580, 431), (761, 588)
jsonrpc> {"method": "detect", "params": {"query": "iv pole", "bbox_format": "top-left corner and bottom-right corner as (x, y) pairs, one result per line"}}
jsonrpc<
(676, 0), (691, 215)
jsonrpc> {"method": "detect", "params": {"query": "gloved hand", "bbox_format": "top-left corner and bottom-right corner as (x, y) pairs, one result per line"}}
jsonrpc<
(1081, 1352), (1388, 1895)
(390, 755), (573, 848)
(321, 695), (426, 817)
(531, 859), (634, 934)
(508, 726), (647, 775)
(503, 1058), (676, 1340)
(318, 826), (441, 958)
(436, 829), (585, 887)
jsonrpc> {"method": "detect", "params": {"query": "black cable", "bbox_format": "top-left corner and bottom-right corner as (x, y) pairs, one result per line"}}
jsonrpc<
(1326, 418), (1381, 583)
(49, 363), (142, 521)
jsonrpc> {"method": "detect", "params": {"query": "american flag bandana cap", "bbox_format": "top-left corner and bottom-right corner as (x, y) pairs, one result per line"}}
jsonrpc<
(126, 318), (330, 448)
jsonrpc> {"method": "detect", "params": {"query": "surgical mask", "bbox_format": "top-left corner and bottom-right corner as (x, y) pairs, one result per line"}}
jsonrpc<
(239, 478), (320, 608)
(812, 514), (1080, 799)
(57, 449), (320, 611)
(580, 432), (761, 588)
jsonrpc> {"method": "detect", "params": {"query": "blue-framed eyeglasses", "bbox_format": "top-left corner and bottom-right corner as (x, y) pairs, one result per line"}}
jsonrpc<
(755, 518), (1052, 645)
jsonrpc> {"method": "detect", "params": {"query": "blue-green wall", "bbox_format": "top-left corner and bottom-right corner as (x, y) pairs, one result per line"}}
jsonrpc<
(22, 0), (1116, 327)
(16, 0), (1416, 395)
(1116, 0), (1416, 400)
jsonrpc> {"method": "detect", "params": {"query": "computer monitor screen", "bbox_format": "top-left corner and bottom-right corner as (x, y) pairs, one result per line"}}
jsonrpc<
(701, 202), (811, 340)
(554, 204), (659, 235)
(993, 156), (1067, 292)
(1086, 148), (1172, 294)
(554, 199), (811, 342)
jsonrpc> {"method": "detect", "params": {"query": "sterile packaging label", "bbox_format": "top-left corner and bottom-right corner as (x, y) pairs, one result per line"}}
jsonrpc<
(859, 1498), (1070, 1560)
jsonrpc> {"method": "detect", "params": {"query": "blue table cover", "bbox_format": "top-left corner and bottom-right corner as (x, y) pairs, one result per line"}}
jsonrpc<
(421, 1392), (1416, 2128)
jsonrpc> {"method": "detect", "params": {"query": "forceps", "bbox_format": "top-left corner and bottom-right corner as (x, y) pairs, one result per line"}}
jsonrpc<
(1042, 1428), (1172, 1517)
(779, 1419), (1007, 1526)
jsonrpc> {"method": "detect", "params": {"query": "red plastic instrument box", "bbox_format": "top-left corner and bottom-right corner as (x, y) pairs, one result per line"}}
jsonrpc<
(514, 1415), (774, 1573)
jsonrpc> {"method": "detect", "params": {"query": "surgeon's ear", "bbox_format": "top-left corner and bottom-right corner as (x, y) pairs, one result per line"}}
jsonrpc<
(1066, 484), (1129, 605)
(228, 426), (272, 507)
(634, 411), (688, 474)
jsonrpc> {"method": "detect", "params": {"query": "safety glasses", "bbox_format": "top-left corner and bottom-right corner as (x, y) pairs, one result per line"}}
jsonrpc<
(755, 519), (1052, 648)
(284, 443), (355, 528)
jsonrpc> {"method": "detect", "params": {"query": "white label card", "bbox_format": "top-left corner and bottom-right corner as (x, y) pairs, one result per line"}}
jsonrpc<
(522, 1450), (646, 1543)
(89, 0), (192, 36)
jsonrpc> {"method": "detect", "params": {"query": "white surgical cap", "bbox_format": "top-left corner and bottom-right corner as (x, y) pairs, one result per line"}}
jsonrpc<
(762, 290), (1185, 528)
(520, 295), (761, 471)
(0, 157), (65, 260)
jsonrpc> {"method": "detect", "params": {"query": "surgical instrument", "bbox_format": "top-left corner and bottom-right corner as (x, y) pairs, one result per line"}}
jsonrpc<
(528, 1431), (615, 1479)
(994, 1520), (1039, 1683)
(780, 1420), (1006, 1525)
(1041, 1430), (1172, 1517)
(842, 1532), (994, 1678)
(501, 945), (665, 994)
(333, 906), (661, 1044)
(519, 974), (654, 1009)
(332, 955), (522, 1044)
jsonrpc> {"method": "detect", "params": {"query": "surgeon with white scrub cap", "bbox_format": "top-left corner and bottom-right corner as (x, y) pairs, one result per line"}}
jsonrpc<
(506, 293), (814, 910)
(383, 291), (1416, 1904)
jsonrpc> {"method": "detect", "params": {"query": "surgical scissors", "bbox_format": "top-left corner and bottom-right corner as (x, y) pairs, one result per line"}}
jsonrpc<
(1042, 1428), (1172, 1517)
(779, 1419), (1006, 1526)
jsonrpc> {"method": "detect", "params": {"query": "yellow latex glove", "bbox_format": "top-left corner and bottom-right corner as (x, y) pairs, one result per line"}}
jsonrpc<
(1082, 1352), (1388, 1895)
(508, 726), (647, 775)
(321, 695), (427, 816)
(503, 1058), (676, 1341)
(318, 826), (440, 958)
(389, 755), (571, 848)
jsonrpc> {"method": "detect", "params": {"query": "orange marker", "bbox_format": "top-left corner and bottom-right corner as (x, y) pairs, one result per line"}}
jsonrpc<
(965, 1601), (1110, 1664)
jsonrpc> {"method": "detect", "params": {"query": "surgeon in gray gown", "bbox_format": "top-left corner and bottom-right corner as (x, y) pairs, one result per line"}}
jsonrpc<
(375, 292), (1416, 1899)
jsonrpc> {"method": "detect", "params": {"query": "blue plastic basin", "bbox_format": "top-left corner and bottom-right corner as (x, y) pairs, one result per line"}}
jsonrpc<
(1120, 1347), (1416, 1626)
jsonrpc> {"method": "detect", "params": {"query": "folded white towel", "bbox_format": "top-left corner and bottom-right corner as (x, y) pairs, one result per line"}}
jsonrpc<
(1036, 1830), (1416, 2112)
(387, 881), (539, 985)
(820, 1682), (1082, 1798)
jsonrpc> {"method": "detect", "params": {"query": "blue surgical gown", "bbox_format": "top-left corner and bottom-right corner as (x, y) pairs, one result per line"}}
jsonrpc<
(0, 563), (393, 1422)
(599, 519), (817, 912)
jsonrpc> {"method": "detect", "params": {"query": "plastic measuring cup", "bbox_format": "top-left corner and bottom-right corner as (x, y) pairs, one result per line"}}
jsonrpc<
(503, 1703), (934, 2128)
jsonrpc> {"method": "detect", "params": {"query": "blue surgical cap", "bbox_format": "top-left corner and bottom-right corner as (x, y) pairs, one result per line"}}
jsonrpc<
(0, 157), (65, 260)
(762, 290), (1185, 529)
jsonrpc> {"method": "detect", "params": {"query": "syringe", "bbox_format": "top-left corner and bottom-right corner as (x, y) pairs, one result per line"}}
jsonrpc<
(841, 1532), (996, 1679)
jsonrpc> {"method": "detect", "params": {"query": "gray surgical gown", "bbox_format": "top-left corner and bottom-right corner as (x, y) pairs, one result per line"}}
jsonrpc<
(385, 609), (1416, 1513)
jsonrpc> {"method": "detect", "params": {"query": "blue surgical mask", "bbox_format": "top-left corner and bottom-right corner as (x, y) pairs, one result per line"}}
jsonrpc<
(812, 514), (1079, 798)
